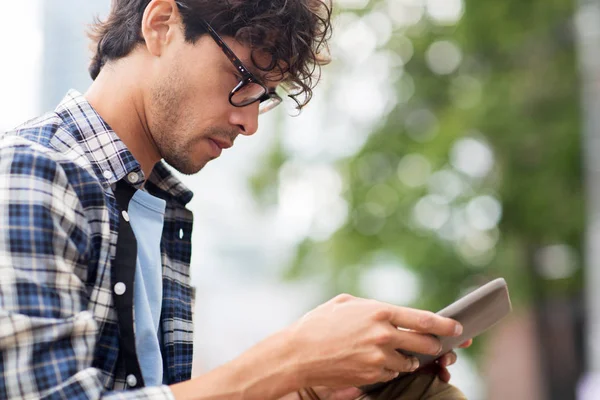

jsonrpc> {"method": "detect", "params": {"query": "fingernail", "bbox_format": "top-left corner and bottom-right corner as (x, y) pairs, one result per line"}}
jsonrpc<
(411, 357), (420, 371)
(454, 323), (463, 336)
(436, 342), (443, 355)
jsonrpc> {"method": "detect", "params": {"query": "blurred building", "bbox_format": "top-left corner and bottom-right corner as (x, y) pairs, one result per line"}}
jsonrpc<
(41, 1), (110, 109)
(484, 310), (546, 400)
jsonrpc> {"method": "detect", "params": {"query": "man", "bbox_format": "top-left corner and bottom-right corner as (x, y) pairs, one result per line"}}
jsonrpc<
(0, 0), (472, 399)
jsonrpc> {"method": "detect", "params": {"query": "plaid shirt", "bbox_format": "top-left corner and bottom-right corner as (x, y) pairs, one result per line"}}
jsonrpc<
(0, 91), (195, 399)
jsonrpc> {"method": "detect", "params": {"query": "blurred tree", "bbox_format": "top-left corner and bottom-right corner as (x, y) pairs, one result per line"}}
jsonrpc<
(251, 0), (583, 398)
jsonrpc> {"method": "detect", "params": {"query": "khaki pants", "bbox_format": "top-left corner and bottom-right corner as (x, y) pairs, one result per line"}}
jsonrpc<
(299, 372), (467, 400)
(357, 373), (467, 400)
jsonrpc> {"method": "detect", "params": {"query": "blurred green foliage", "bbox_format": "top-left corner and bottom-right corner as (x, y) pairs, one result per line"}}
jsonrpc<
(250, 0), (583, 339)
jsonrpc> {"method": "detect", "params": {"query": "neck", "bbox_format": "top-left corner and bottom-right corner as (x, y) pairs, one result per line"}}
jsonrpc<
(84, 61), (160, 180)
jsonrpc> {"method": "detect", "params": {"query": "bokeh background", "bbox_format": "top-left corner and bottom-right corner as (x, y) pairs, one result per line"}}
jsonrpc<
(1, 1), (598, 399)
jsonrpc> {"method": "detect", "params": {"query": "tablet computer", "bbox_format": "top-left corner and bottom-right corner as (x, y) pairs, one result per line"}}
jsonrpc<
(360, 278), (512, 393)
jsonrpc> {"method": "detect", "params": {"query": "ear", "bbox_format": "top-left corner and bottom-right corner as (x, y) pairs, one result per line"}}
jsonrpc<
(141, 0), (182, 57)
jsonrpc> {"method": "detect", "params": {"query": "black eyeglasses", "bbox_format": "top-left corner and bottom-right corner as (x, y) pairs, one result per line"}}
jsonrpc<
(175, 2), (283, 114)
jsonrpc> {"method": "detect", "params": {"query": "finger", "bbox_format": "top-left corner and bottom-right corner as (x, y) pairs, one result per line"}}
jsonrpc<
(438, 367), (451, 383)
(438, 353), (450, 368)
(448, 352), (458, 367)
(388, 329), (443, 356)
(438, 351), (457, 367)
(386, 306), (463, 337)
(383, 349), (420, 374)
(458, 339), (473, 348)
(381, 368), (401, 382)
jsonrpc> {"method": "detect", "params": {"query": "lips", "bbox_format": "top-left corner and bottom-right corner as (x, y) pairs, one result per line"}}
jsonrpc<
(209, 137), (233, 149)
(207, 138), (223, 157)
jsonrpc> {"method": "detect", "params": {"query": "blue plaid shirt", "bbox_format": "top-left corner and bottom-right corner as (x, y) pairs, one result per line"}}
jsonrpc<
(0, 91), (195, 399)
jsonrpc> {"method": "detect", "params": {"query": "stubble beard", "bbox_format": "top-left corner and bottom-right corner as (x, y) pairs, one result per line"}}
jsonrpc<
(149, 74), (207, 175)
(149, 72), (240, 176)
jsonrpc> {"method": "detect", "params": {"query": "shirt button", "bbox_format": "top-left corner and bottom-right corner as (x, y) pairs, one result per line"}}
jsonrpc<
(126, 374), (137, 387)
(121, 210), (130, 222)
(114, 282), (126, 296)
(103, 170), (113, 180)
(127, 172), (140, 184)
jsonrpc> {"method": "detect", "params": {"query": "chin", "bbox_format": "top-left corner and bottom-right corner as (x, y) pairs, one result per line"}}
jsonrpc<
(164, 156), (209, 176)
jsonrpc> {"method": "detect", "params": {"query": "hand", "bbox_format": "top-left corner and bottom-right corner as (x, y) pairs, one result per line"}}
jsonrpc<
(285, 294), (464, 389)
(421, 339), (473, 383)
(292, 339), (473, 400)
(282, 339), (473, 400)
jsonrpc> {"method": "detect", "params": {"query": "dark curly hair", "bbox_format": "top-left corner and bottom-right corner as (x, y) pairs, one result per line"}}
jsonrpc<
(88, 0), (333, 109)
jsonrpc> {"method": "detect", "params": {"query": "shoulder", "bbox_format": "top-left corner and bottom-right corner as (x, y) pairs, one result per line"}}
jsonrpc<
(1, 113), (103, 208)
(1, 130), (73, 191)
(2, 110), (82, 163)
(0, 136), (85, 224)
(0, 123), (94, 253)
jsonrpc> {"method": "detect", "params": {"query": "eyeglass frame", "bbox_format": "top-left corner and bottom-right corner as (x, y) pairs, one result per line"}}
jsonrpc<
(174, 1), (283, 113)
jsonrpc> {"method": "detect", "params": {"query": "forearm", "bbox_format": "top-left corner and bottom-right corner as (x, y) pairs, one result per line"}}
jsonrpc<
(170, 329), (301, 400)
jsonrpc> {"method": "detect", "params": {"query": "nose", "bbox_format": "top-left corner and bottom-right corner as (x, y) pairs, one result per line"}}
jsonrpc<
(229, 102), (260, 136)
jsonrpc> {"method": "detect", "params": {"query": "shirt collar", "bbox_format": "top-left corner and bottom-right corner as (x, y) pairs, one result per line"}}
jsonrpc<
(54, 90), (194, 205)
(147, 163), (194, 205)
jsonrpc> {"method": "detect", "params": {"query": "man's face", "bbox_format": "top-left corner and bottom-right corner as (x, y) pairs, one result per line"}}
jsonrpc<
(146, 29), (281, 175)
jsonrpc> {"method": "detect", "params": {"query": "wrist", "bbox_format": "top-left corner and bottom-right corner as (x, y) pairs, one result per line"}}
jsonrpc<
(280, 322), (316, 389)
(171, 329), (302, 400)
(225, 327), (304, 399)
(275, 325), (305, 390)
